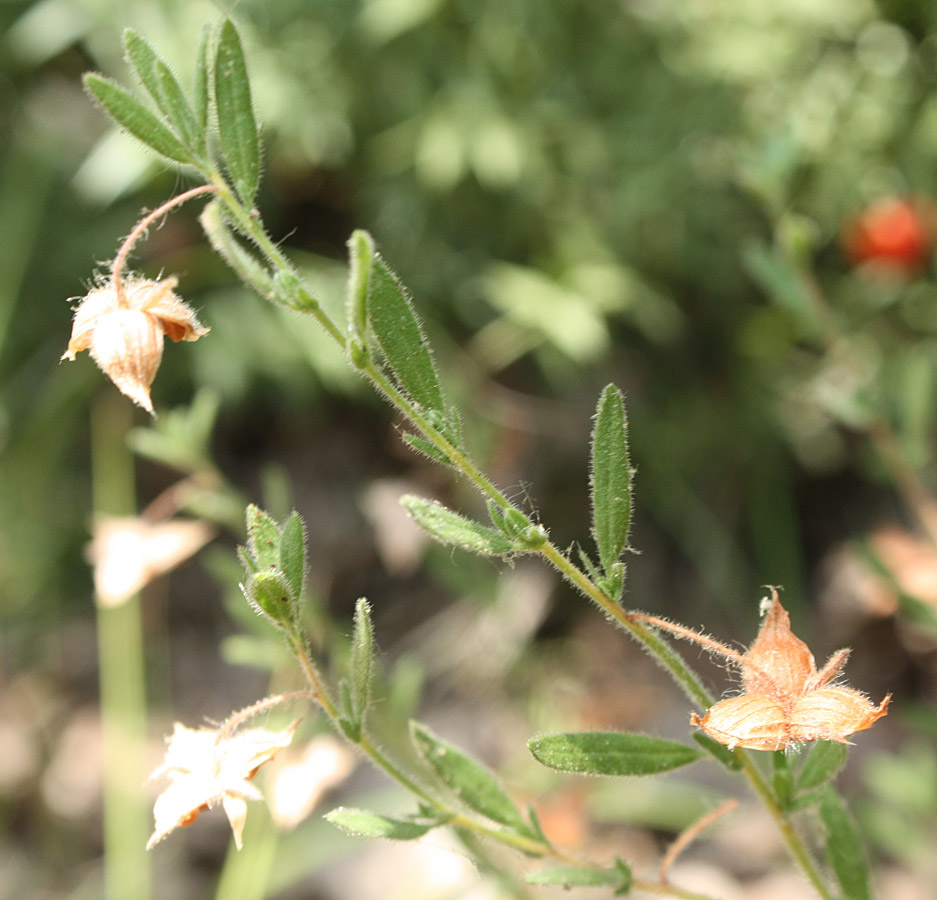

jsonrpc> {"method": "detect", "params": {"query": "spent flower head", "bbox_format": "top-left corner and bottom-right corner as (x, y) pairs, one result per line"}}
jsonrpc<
(62, 276), (208, 414)
(147, 695), (307, 850)
(636, 589), (890, 751)
(62, 185), (218, 414)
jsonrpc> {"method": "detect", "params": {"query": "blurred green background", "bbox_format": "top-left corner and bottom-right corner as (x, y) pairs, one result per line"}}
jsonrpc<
(4, 0), (937, 898)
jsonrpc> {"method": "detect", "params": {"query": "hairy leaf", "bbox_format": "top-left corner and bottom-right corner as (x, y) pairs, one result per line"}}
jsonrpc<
(411, 721), (528, 831)
(590, 384), (632, 576)
(84, 73), (197, 166)
(213, 19), (260, 202)
(529, 732), (702, 777)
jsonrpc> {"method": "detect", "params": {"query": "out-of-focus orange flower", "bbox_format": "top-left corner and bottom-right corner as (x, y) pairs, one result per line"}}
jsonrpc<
(842, 196), (935, 272)
(690, 590), (890, 751)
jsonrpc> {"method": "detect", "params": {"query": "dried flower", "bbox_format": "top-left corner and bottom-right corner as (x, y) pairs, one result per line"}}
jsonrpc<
(62, 276), (209, 414)
(88, 515), (215, 608)
(147, 714), (298, 850)
(689, 590), (890, 751)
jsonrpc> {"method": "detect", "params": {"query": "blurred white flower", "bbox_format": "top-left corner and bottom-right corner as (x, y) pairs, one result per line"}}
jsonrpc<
(88, 515), (214, 607)
(267, 734), (354, 830)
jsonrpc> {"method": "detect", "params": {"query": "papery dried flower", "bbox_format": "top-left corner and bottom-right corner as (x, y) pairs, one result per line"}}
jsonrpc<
(147, 715), (298, 850)
(62, 276), (209, 414)
(88, 515), (215, 608)
(689, 590), (890, 751)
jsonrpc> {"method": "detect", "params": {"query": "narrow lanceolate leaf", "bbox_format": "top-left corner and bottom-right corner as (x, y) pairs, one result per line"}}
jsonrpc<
(83, 73), (197, 166)
(355, 231), (447, 422)
(410, 721), (529, 831)
(796, 740), (848, 795)
(529, 732), (702, 777)
(123, 29), (201, 151)
(525, 866), (621, 889)
(820, 786), (871, 900)
(213, 19), (260, 203)
(590, 384), (632, 576)
(348, 598), (375, 724)
(401, 495), (515, 556)
(278, 512), (307, 601)
(193, 26), (211, 138)
(325, 807), (437, 841)
(245, 504), (280, 569)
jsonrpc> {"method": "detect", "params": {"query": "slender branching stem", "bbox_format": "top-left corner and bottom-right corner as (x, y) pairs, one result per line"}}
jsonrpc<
(201, 180), (832, 899)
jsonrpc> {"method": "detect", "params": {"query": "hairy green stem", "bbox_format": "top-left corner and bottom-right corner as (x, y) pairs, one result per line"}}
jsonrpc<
(208, 179), (831, 899)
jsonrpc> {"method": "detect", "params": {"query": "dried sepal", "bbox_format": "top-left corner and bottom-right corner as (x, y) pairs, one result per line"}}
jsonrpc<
(689, 590), (890, 751)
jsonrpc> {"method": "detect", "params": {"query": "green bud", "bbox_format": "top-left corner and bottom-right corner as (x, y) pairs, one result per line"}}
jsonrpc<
(245, 571), (295, 627)
(348, 337), (369, 369)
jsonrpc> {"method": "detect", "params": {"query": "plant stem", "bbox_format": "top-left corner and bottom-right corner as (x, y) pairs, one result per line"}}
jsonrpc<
(210, 183), (831, 898)
(111, 184), (220, 301)
(92, 393), (152, 900)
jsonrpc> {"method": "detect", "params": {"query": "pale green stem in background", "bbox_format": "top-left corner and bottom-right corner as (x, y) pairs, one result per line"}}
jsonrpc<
(92, 393), (151, 900)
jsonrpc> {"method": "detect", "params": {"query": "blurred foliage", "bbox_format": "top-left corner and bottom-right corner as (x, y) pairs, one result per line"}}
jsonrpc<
(4, 0), (937, 622)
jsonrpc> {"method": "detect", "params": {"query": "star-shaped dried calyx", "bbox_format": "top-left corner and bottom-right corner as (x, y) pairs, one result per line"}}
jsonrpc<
(63, 276), (209, 414)
(692, 590), (890, 750)
(635, 589), (890, 751)
(147, 709), (299, 850)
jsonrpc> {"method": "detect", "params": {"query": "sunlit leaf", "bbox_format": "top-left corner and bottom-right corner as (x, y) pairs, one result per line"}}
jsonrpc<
(401, 495), (515, 556)
(529, 732), (702, 777)
(325, 807), (437, 840)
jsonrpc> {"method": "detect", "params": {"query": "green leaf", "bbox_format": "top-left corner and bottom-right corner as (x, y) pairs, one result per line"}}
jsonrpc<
(525, 866), (621, 889)
(278, 512), (306, 601)
(401, 434), (453, 466)
(213, 19), (260, 203)
(354, 231), (447, 422)
(123, 29), (201, 151)
(193, 26), (211, 137)
(348, 598), (375, 726)
(245, 504), (280, 568)
(590, 384), (632, 576)
(797, 741), (848, 795)
(529, 732), (702, 777)
(325, 807), (437, 841)
(401, 495), (515, 556)
(83, 73), (197, 166)
(410, 721), (529, 831)
(820, 786), (871, 900)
